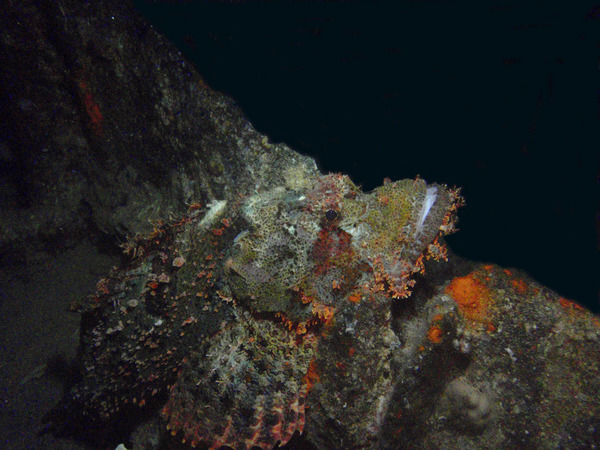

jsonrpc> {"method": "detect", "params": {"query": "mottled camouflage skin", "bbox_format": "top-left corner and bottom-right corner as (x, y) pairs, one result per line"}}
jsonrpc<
(46, 173), (461, 449)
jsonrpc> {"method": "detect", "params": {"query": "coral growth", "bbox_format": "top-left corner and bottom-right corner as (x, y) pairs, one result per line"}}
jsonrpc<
(446, 271), (495, 328)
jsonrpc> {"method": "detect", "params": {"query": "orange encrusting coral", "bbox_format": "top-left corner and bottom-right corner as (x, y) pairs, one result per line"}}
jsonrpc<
(511, 278), (528, 295)
(303, 359), (320, 392)
(559, 296), (585, 311)
(347, 291), (362, 303)
(427, 325), (444, 344)
(76, 71), (103, 137)
(426, 313), (446, 344)
(558, 296), (589, 326)
(445, 272), (494, 327)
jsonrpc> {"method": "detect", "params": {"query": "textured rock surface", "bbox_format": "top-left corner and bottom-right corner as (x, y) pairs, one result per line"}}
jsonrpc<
(381, 263), (600, 449)
(1, 1), (599, 449)
(0, 0), (315, 246)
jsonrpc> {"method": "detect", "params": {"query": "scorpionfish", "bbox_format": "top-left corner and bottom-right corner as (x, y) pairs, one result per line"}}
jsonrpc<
(45, 173), (461, 449)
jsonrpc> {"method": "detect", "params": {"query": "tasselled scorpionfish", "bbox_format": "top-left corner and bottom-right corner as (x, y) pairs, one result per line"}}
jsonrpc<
(45, 173), (461, 449)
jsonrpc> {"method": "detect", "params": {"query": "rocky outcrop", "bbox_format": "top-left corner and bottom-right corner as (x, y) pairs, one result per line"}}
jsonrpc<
(0, 0), (316, 246)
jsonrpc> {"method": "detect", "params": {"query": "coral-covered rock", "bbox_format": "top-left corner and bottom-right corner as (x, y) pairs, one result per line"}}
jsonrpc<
(380, 264), (600, 449)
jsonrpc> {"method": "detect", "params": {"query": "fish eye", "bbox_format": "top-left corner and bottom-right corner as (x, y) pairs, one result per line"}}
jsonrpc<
(325, 209), (338, 221)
